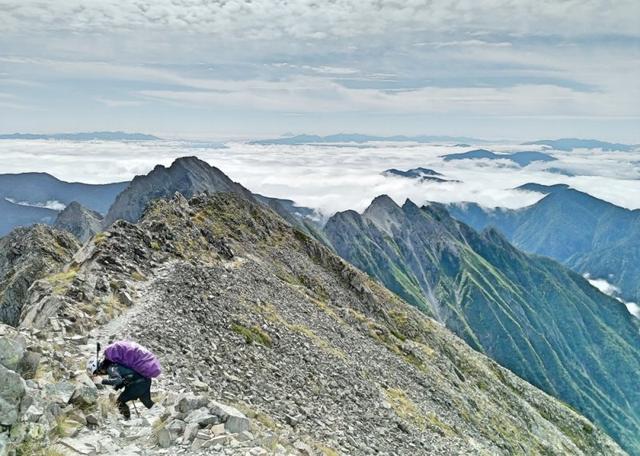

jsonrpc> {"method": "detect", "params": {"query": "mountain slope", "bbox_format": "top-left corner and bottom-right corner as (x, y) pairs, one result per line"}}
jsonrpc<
(53, 201), (104, 242)
(0, 225), (78, 326)
(0, 172), (128, 214)
(447, 184), (640, 302)
(9, 192), (624, 455)
(0, 198), (58, 237)
(324, 196), (640, 454)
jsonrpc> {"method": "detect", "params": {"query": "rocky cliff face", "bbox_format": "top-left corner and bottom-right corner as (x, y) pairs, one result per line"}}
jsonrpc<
(0, 192), (625, 455)
(324, 196), (640, 454)
(0, 225), (79, 326)
(53, 202), (104, 243)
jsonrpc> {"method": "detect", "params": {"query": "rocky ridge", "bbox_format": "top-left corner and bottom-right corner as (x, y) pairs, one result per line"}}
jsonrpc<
(0, 192), (625, 455)
(53, 202), (104, 243)
(0, 226), (79, 327)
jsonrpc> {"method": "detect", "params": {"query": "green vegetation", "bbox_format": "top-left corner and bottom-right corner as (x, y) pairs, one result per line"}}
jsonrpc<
(325, 198), (640, 454)
(231, 322), (273, 346)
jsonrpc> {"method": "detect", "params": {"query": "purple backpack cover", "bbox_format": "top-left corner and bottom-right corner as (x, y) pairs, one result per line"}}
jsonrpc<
(104, 340), (162, 379)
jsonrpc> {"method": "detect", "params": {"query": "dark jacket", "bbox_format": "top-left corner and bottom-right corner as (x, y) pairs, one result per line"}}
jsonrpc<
(100, 361), (144, 390)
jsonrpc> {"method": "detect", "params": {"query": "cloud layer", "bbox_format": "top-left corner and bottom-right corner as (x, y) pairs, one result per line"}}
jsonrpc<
(1, 139), (639, 215)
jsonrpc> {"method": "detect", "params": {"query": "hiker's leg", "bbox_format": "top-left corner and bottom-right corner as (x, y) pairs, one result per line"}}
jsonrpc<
(116, 397), (131, 420)
(117, 388), (136, 420)
(140, 379), (154, 409)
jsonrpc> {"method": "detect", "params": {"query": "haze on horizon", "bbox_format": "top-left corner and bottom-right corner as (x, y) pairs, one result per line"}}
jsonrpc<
(1, 0), (639, 142)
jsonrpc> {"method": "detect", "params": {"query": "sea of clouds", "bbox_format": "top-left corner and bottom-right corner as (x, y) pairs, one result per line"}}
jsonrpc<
(1, 139), (639, 216)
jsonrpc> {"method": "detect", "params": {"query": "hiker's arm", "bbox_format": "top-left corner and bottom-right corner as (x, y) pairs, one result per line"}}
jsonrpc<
(101, 369), (124, 387)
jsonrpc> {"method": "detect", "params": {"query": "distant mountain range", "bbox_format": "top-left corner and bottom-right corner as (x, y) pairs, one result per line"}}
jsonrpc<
(441, 149), (556, 166)
(0, 131), (160, 141)
(447, 183), (640, 304)
(382, 167), (460, 183)
(522, 138), (636, 152)
(0, 173), (128, 236)
(251, 133), (487, 145)
(324, 195), (640, 453)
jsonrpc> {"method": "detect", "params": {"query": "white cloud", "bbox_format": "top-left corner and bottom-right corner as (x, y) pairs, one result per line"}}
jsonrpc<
(586, 275), (640, 319)
(1, 139), (639, 216)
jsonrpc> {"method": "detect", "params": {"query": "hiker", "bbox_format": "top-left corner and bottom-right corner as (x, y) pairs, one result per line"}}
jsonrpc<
(87, 340), (161, 420)
(90, 357), (154, 419)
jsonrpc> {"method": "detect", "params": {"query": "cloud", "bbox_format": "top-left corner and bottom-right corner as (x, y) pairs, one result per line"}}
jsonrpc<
(586, 275), (640, 319)
(1, 139), (639, 216)
(1, 1), (638, 39)
(95, 97), (145, 108)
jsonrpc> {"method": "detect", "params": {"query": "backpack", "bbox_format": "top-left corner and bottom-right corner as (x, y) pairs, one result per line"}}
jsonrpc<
(103, 340), (162, 379)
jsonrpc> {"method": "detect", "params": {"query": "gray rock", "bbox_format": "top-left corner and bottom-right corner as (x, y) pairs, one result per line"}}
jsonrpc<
(185, 407), (217, 427)
(183, 422), (199, 442)
(176, 395), (209, 414)
(22, 403), (44, 422)
(157, 427), (172, 448)
(210, 401), (250, 433)
(18, 350), (41, 380)
(44, 381), (75, 405)
(0, 332), (25, 371)
(0, 363), (25, 426)
(70, 381), (98, 407)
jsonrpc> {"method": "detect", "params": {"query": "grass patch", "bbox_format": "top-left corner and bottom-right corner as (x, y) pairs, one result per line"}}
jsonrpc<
(384, 388), (425, 429)
(45, 268), (78, 294)
(231, 323), (273, 347)
(130, 270), (146, 281)
(93, 232), (109, 245)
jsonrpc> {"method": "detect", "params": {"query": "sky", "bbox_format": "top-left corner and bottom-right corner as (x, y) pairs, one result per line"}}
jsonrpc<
(1, 0), (639, 141)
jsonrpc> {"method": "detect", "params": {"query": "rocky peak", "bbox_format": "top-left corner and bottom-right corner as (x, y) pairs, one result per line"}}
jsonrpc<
(0, 225), (79, 326)
(362, 194), (404, 235)
(103, 156), (255, 226)
(53, 201), (103, 242)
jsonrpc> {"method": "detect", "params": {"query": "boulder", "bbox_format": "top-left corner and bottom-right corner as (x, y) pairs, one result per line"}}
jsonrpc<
(185, 407), (218, 427)
(157, 427), (172, 448)
(0, 330), (25, 371)
(210, 401), (250, 433)
(0, 364), (26, 426)
(18, 351), (41, 379)
(183, 422), (199, 442)
(69, 375), (98, 407)
(176, 394), (209, 414)
(44, 381), (75, 405)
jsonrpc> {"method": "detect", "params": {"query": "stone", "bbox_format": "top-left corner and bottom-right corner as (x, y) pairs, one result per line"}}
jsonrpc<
(23, 403), (44, 422)
(44, 381), (75, 405)
(185, 407), (217, 427)
(86, 413), (100, 425)
(0, 333), (25, 371)
(0, 363), (26, 426)
(210, 401), (250, 433)
(59, 437), (97, 455)
(183, 422), (199, 442)
(210, 423), (226, 436)
(237, 430), (254, 442)
(294, 440), (313, 455)
(157, 428), (172, 448)
(166, 418), (186, 435)
(18, 350), (41, 380)
(192, 380), (209, 392)
(176, 395), (209, 414)
(70, 381), (98, 407)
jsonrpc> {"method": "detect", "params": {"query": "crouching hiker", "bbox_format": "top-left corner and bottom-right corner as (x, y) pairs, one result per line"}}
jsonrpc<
(87, 340), (162, 420)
